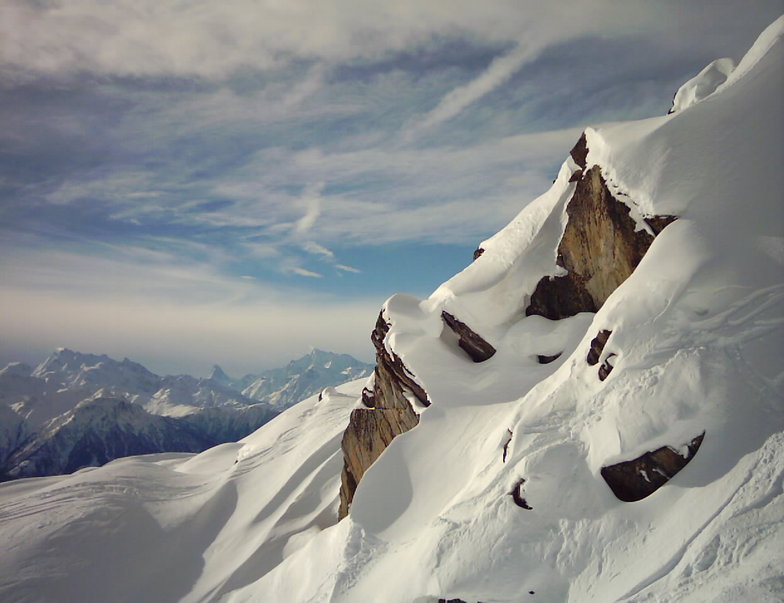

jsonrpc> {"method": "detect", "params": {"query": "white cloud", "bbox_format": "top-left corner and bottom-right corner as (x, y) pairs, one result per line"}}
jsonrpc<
(294, 182), (325, 234)
(290, 267), (323, 278)
(150, 71), (358, 132)
(4, 0), (771, 80)
(302, 241), (335, 258)
(405, 42), (538, 139)
(282, 64), (328, 107)
(336, 264), (361, 273)
(228, 126), (581, 246)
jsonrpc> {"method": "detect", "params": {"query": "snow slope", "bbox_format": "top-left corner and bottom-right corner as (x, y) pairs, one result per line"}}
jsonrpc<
(0, 380), (364, 602)
(0, 17), (782, 603)
(230, 17), (784, 602)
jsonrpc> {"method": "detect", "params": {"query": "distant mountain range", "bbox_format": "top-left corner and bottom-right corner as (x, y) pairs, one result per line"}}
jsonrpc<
(211, 349), (375, 408)
(0, 348), (372, 479)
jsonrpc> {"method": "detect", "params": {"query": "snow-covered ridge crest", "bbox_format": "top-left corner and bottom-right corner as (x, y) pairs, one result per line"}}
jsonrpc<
(586, 14), (784, 220)
(326, 17), (784, 601)
(668, 57), (735, 114)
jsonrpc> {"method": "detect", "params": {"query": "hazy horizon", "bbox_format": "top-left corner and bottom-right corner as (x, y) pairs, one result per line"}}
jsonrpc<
(0, 344), (375, 381)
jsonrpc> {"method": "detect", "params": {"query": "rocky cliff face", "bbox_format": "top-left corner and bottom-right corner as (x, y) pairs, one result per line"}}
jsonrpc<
(526, 137), (676, 320)
(338, 312), (427, 518)
(337, 131), (683, 518)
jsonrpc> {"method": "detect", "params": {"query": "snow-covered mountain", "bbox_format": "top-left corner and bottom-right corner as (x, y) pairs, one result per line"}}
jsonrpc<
(0, 17), (782, 602)
(207, 349), (373, 409)
(0, 381), (364, 601)
(0, 348), (368, 479)
(5, 348), (256, 424)
(4, 394), (214, 479)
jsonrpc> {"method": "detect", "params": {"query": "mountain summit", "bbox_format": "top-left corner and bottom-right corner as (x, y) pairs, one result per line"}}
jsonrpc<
(208, 364), (232, 384)
(239, 348), (373, 407)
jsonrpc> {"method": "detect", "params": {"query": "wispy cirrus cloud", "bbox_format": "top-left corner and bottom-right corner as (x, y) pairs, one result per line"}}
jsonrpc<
(294, 182), (325, 235)
(1, 0), (780, 373)
(336, 264), (361, 274)
(289, 267), (323, 278)
(3, 0), (777, 83)
(302, 241), (335, 259)
(404, 42), (539, 140)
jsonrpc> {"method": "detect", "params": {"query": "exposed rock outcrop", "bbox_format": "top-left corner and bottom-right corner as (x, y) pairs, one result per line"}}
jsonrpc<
(587, 329), (612, 365)
(526, 136), (677, 320)
(502, 429), (513, 463)
(441, 311), (496, 363)
(338, 132), (678, 520)
(601, 433), (705, 502)
(370, 312), (429, 409)
(510, 477), (533, 510)
(537, 352), (561, 365)
(587, 330), (619, 380)
(338, 405), (419, 518)
(338, 311), (429, 519)
(597, 354), (616, 381)
(570, 132), (589, 169)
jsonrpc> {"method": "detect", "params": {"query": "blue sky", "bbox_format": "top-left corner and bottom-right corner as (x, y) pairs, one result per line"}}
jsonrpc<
(0, 1), (780, 376)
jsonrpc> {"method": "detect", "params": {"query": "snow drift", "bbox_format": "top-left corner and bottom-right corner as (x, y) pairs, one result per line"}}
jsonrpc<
(0, 16), (782, 603)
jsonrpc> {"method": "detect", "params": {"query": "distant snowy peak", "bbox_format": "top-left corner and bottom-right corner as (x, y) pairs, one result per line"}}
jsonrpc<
(2, 348), (371, 417)
(146, 374), (258, 416)
(2, 388), (279, 479)
(209, 364), (232, 384)
(0, 362), (32, 378)
(31, 347), (160, 394)
(0, 405), (27, 478)
(239, 349), (373, 408)
(0, 348), (370, 479)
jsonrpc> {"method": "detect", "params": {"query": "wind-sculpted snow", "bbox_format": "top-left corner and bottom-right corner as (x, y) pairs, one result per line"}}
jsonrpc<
(0, 381), (364, 602)
(669, 58), (735, 114)
(234, 17), (784, 602)
(1, 16), (783, 603)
